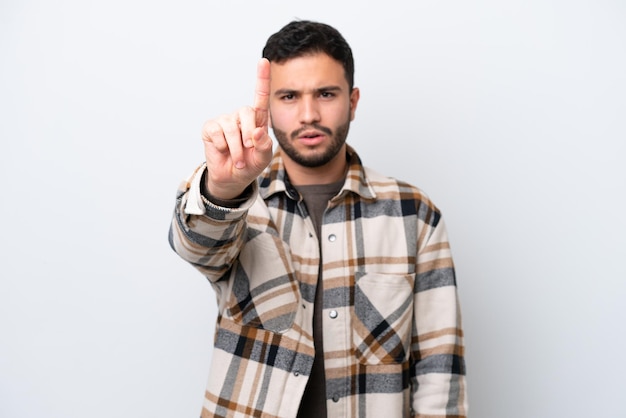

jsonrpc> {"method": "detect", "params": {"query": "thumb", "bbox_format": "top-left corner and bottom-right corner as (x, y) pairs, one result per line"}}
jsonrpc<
(251, 126), (273, 151)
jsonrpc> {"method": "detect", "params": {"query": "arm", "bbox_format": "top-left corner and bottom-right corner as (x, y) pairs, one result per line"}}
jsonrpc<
(168, 163), (256, 282)
(411, 215), (468, 417)
(168, 58), (274, 281)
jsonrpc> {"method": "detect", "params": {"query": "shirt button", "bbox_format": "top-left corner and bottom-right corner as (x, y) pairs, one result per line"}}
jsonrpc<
(329, 310), (338, 319)
(328, 234), (336, 242)
(293, 371), (300, 376)
(332, 395), (340, 402)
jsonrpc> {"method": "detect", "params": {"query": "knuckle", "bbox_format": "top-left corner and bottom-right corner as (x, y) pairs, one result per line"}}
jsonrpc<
(238, 106), (254, 123)
(223, 124), (241, 138)
(203, 120), (221, 138)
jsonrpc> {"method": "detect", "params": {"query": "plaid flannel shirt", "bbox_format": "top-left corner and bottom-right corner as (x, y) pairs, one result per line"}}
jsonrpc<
(169, 146), (467, 418)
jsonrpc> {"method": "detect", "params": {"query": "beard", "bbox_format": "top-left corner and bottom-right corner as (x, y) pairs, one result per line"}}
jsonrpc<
(271, 118), (351, 168)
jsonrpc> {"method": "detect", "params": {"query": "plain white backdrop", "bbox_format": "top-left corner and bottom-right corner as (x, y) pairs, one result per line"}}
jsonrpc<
(1, 1), (625, 417)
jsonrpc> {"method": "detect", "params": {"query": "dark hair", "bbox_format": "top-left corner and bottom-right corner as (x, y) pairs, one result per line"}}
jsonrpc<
(262, 20), (355, 90)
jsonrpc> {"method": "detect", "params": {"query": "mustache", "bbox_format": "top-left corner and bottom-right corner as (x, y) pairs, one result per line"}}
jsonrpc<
(290, 124), (332, 140)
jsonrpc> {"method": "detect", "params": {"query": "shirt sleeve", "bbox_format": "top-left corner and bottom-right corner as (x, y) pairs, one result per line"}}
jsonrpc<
(411, 215), (468, 417)
(168, 163), (257, 283)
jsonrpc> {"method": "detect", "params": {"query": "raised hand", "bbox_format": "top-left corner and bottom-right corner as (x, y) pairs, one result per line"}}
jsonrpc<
(201, 58), (273, 200)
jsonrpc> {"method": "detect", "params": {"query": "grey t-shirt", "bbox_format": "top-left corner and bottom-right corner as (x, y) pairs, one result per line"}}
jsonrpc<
(295, 179), (344, 418)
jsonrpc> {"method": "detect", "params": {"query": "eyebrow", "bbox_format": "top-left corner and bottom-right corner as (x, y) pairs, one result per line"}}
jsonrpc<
(273, 85), (343, 96)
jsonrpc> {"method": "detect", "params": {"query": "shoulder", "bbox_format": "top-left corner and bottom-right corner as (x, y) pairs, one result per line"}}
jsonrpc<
(363, 166), (439, 212)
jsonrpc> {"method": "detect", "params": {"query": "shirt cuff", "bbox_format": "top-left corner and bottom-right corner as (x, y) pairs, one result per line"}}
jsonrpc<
(183, 163), (257, 216)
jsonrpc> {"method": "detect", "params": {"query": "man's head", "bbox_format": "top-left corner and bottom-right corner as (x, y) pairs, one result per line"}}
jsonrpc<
(262, 20), (355, 92)
(261, 21), (360, 177)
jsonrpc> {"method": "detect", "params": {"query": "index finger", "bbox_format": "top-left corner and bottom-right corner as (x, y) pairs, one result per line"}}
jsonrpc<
(253, 58), (270, 128)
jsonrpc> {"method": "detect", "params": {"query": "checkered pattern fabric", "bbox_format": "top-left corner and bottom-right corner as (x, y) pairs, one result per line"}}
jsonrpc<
(169, 146), (467, 417)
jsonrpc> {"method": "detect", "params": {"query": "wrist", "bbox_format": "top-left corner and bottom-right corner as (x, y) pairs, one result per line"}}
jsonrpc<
(201, 170), (253, 207)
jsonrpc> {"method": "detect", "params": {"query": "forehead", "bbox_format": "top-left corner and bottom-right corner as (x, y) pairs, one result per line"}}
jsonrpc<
(269, 53), (348, 91)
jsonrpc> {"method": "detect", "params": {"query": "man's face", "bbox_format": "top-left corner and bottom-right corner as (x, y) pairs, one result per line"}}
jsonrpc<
(269, 53), (360, 168)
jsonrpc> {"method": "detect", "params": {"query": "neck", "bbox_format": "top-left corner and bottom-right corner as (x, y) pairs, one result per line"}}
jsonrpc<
(282, 145), (348, 186)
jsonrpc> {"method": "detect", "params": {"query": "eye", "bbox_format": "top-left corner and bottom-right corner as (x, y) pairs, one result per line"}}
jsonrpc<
(320, 91), (335, 99)
(280, 93), (295, 101)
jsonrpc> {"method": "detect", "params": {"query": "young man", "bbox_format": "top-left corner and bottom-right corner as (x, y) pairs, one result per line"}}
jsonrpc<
(169, 20), (467, 418)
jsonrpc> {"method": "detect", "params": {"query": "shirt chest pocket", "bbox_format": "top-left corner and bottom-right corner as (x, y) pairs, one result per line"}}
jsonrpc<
(224, 232), (299, 333)
(352, 271), (415, 365)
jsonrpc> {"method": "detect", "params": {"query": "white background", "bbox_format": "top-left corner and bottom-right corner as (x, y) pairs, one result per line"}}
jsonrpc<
(1, 1), (625, 417)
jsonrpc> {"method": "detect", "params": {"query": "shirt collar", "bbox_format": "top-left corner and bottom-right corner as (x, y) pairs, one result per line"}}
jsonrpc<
(258, 145), (377, 201)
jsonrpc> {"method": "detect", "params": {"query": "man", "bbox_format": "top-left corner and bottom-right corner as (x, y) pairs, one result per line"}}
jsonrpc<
(169, 20), (467, 418)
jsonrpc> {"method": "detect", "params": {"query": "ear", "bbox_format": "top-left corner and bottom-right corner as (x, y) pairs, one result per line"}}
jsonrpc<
(349, 87), (360, 121)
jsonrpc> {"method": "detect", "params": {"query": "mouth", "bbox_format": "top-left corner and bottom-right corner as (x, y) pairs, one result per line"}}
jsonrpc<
(294, 129), (328, 146)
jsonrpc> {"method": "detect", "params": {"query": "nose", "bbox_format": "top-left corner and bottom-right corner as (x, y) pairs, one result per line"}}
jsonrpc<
(299, 96), (321, 125)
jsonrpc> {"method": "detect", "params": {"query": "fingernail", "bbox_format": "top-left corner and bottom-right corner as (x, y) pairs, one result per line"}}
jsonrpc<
(244, 139), (253, 148)
(235, 161), (245, 169)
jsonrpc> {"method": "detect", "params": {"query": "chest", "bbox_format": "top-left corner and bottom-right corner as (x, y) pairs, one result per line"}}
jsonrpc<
(260, 195), (419, 277)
